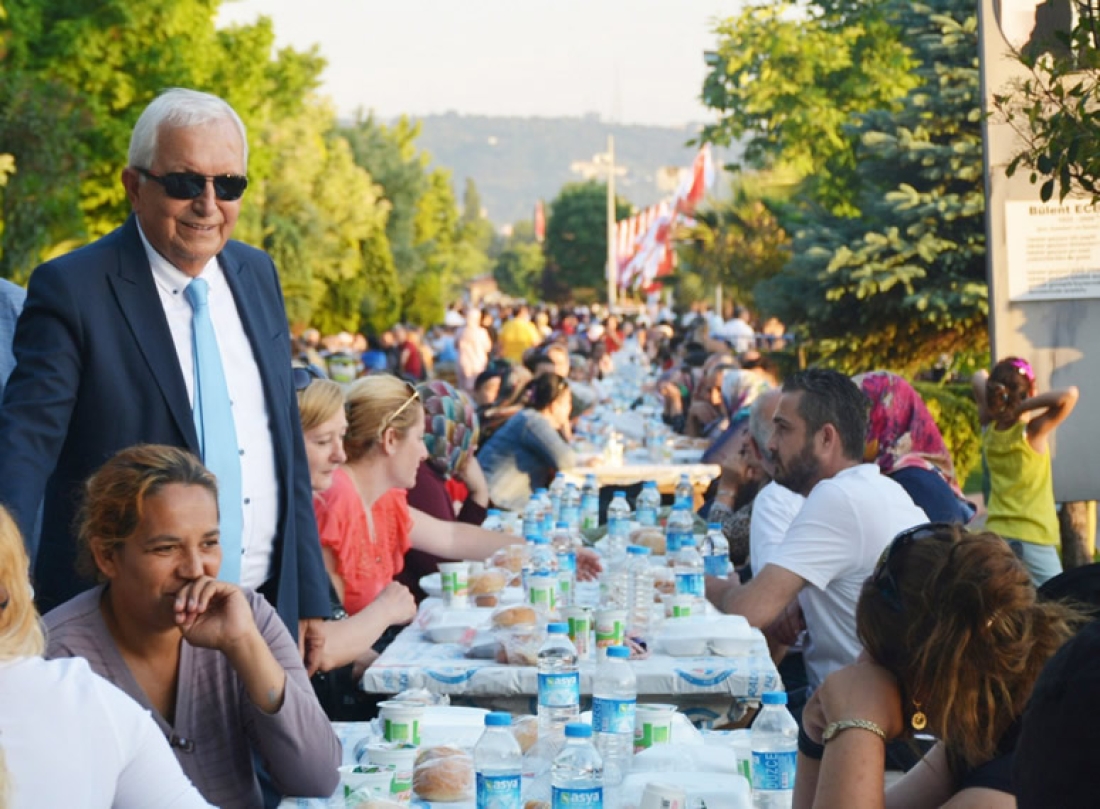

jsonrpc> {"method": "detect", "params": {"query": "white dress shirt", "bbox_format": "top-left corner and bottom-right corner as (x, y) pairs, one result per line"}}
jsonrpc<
(138, 224), (280, 588)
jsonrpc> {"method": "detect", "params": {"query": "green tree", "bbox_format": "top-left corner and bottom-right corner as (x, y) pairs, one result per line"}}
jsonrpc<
(493, 220), (545, 300)
(359, 228), (402, 337)
(755, 0), (987, 373)
(993, 9), (1100, 203)
(700, 0), (917, 214)
(543, 181), (631, 304)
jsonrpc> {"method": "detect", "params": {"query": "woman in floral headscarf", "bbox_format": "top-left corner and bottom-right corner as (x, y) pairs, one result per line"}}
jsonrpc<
(401, 381), (491, 601)
(854, 371), (975, 524)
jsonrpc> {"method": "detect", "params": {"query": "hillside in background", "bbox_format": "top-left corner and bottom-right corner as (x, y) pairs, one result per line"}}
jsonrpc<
(410, 113), (737, 226)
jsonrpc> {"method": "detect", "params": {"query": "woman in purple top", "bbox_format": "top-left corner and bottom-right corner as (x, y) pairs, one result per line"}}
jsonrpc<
(44, 445), (340, 809)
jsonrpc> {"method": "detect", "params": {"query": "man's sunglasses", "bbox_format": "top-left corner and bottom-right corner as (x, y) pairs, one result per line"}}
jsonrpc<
(136, 168), (249, 201)
(293, 364), (327, 391)
(871, 522), (956, 612)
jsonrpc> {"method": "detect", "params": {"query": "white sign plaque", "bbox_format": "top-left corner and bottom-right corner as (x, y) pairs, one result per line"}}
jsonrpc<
(1005, 200), (1100, 301)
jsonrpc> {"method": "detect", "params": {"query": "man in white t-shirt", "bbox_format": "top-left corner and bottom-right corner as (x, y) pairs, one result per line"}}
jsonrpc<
(710, 369), (928, 689)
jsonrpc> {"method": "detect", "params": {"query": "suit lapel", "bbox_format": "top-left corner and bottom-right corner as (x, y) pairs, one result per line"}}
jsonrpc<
(107, 217), (199, 450)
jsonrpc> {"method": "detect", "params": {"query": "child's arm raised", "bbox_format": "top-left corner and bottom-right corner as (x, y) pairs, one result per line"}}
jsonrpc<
(971, 370), (993, 427)
(1023, 386), (1079, 452)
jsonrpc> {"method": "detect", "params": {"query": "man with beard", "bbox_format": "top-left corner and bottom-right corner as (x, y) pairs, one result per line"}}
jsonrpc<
(709, 369), (927, 691)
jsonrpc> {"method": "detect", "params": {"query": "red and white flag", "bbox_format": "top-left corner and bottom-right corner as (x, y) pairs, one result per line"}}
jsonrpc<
(534, 200), (546, 243)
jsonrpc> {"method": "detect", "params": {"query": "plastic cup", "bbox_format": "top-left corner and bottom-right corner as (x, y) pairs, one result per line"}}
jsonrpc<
(668, 595), (695, 619)
(594, 608), (626, 660)
(337, 763), (394, 802)
(727, 728), (753, 783)
(639, 781), (687, 809)
(377, 700), (425, 746)
(634, 703), (677, 752)
(438, 562), (470, 608)
(562, 606), (592, 660)
(365, 743), (418, 803)
(527, 572), (557, 614)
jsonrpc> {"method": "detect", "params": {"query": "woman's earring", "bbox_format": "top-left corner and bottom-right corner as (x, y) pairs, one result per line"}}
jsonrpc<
(911, 702), (927, 731)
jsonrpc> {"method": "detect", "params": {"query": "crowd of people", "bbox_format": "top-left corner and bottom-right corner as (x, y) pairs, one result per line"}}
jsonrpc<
(0, 85), (1093, 809)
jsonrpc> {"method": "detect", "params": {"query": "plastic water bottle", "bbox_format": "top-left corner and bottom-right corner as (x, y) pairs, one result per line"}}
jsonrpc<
(592, 645), (636, 786)
(625, 545), (654, 640)
(475, 712), (522, 809)
(599, 549), (629, 610)
(561, 483), (581, 533)
(528, 536), (559, 615)
(551, 522), (578, 608)
(674, 536), (705, 606)
(751, 691), (798, 808)
(536, 488), (554, 537)
(524, 496), (545, 541)
(635, 481), (660, 527)
(483, 508), (503, 533)
(665, 503), (694, 556)
(549, 473), (567, 524)
(551, 723), (603, 809)
(538, 624), (580, 736)
(702, 523), (731, 578)
(606, 492), (631, 557)
(581, 474), (600, 533)
(674, 473), (693, 510)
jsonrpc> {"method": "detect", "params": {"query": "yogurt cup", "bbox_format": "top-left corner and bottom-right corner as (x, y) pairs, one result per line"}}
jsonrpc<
(377, 700), (425, 746)
(634, 703), (677, 752)
(561, 606), (592, 660)
(727, 728), (753, 783)
(667, 595), (695, 619)
(438, 561), (470, 609)
(594, 608), (626, 660)
(365, 742), (418, 803)
(338, 764), (394, 801)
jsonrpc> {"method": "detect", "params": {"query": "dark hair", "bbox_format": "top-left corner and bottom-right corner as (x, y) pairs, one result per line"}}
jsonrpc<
(987, 356), (1033, 418)
(858, 525), (1082, 773)
(781, 368), (868, 461)
(524, 373), (570, 411)
(682, 342), (708, 369)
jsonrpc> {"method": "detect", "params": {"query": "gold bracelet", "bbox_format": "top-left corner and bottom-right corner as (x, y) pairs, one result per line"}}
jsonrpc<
(822, 719), (887, 744)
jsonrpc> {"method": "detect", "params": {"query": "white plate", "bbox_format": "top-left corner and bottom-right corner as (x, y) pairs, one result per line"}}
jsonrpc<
(420, 572), (443, 599)
(419, 705), (489, 749)
(423, 607), (494, 644)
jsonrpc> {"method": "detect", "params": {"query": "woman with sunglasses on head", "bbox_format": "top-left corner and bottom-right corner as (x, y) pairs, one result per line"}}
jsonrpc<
(0, 504), (214, 808)
(295, 368), (417, 704)
(971, 357), (1078, 586)
(313, 374), (521, 629)
(43, 445), (340, 809)
(477, 372), (577, 512)
(794, 523), (1084, 809)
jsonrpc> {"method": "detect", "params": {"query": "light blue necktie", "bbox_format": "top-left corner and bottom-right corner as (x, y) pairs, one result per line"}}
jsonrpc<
(185, 278), (243, 583)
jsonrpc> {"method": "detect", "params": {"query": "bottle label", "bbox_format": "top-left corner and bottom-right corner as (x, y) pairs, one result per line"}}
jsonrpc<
(703, 554), (728, 577)
(561, 506), (580, 527)
(538, 672), (580, 707)
(675, 572), (704, 598)
(477, 772), (521, 809)
(666, 530), (692, 554)
(752, 749), (797, 791)
(593, 696), (636, 734)
(524, 517), (541, 539)
(557, 552), (577, 574)
(636, 506), (657, 526)
(674, 494), (692, 509)
(608, 515), (629, 537)
(553, 785), (603, 809)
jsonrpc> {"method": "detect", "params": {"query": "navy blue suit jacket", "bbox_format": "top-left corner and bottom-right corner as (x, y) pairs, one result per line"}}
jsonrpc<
(0, 216), (329, 632)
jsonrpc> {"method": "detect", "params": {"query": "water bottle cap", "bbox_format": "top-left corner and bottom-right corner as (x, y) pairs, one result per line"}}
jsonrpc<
(548, 622), (569, 634)
(564, 723), (593, 738)
(613, 491), (626, 499)
(627, 545), (651, 555)
(673, 503), (689, 511)
(555, 521), (570, 529)
(680, 535), (696, 546)
(536, 488), (548, 494)
(606, 645), (630, 659)
(645, 481), (657, 488)
(566, 482), (577, 489)
(531, 535), (549, 544)
(586, 474), (597, 482)
(761, 691), (788, 705)
(485, 712), (512, 726)
(555, 472), (565, 480)
(708, 523), (722, 531)
(680, 474), (689, 481)
(487, 509), (501, 516)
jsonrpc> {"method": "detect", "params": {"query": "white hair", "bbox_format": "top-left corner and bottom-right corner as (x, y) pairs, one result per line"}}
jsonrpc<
(128, 88), (248, 170)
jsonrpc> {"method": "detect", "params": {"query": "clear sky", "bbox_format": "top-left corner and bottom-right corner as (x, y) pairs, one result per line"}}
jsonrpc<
(216, 0), (739, 126)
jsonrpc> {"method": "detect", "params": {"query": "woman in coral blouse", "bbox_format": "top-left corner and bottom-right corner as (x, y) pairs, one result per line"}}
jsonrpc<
(313, 374), (522, 617)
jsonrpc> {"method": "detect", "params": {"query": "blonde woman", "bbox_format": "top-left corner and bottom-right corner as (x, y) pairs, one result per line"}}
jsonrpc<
(313, 374), (521, 619)
(0, 505), (212, 808)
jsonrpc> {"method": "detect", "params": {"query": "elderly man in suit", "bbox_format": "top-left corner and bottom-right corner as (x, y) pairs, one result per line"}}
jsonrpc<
(0, 88), (329, 665)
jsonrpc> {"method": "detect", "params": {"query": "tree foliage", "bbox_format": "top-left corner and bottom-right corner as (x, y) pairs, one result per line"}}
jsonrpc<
(993, 9), (1100, 203)
(543, 181), (631, 304)
(700, 0), (917, 214)
(493, 220), (545, 300)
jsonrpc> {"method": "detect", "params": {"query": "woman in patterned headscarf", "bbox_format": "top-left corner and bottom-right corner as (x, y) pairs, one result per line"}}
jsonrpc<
(854, 371), (975, 524)
(401, 380), (491, 601)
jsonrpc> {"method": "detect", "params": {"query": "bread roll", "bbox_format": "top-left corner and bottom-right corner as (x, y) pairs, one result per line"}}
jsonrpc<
(470, 568), (507, 595)
(492, 605), (537, 629)
(630, 526), (666, 555)
(413, 750), (474, 802)
(414, 744), (466, 767)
